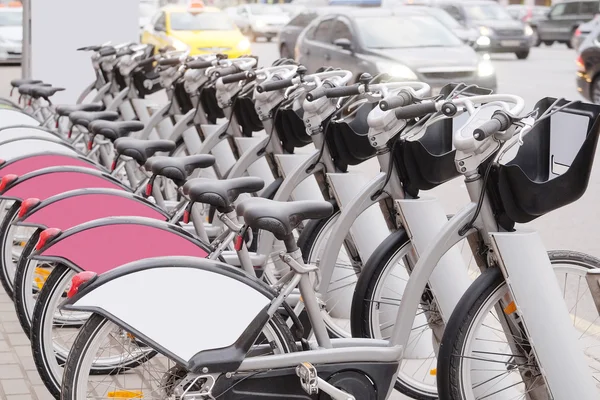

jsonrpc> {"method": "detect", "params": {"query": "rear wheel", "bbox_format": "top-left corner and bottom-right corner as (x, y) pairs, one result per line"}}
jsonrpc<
(61, 312), (296, 400)
(531, 27), (541, 46)
(568, 30), (577, 49)
(543, 40), (554, 46)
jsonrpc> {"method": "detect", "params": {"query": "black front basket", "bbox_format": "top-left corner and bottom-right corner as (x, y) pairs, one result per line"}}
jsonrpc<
(487, 97), (600, 228)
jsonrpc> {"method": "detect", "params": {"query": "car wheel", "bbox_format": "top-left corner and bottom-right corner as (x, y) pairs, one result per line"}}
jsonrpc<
(280, 44), (291, 59)
(515, 50), (530, 60)
(591, 76), (600, 104)
(543, 40), (554, 46)
(531, 28), (541, 47)
(266, 37), (273, 42)
(569, 30), (578, 49)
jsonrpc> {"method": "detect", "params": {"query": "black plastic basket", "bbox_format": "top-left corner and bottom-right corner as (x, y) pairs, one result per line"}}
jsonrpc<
(173, 80), (194, 114)
(233, 81), (263, 137)
(487, 97), (600, 228)
(199, 85), (225, 124)
(274, 90), (312, 153)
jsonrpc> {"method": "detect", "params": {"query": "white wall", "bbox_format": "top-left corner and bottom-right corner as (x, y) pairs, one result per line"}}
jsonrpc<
(28, 0), (138, 103)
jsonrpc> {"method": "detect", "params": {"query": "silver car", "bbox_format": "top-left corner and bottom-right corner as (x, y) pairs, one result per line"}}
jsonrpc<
(0, 7), (22, 64)
(226, 4), (290, 42)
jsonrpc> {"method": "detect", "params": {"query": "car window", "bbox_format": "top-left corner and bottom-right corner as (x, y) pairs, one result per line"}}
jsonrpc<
(289, 12), (317, 27)
(463, 3), (514, 20)
(313, 19), (334, 42)
(580, 2), (598, 14)
(154, 12), (166, 30)
(441, 5), (464, 22)
(0, 10), (21, 26)
(426, 7), (462, 29)
(169, 11), (237, 31)
(331, 20), (352, 42)
(564, 2), (581, 15)
(550, 3), (566, 17)
(356, 15), (463, 48)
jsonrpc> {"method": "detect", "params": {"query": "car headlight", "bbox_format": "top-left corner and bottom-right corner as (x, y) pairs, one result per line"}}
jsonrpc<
(237, 38), (251, 51)
(524, 25), (533, 36)
(171, 38), (189, 52)
(476, 36), (491, 47)
(479, 26), (493, 36)
(376, 61), (417, 80)
(255, 20), (266, 28)
(477, 59), (494, 77)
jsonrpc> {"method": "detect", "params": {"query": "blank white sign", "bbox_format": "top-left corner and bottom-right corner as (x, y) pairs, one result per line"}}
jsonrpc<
(29, 0), (138, 103)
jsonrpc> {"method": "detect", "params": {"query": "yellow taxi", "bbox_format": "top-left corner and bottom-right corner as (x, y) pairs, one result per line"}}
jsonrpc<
(141, 1), (251, 59)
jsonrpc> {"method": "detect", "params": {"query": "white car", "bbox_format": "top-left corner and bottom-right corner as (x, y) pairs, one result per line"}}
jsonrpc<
(0, 7), (22, 64)
(227, 4), (290, 42)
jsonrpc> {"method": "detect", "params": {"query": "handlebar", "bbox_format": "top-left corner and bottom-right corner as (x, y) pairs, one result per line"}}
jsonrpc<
(213, 65), (240, 77)
(221, 70), (256, 84)
(323, 85), (362, 98)
(187, 59), (215, 69)
(473, 111), (512, 141)
(394, 102), (438, 119)
(306, 86), (327, 102)
(256, 78), (294, 93)
(158, 57), (182, 67)
(98, 47), (116, 57)
(137, 56), (157, 68)
(380, 90), (415, 111)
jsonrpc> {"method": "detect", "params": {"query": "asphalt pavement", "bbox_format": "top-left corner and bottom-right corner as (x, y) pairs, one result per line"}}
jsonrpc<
(0, 42), (595, 400)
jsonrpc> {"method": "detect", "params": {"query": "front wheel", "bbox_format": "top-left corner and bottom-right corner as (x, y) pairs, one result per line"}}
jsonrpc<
(61, 312), (296, 400)
(531, 28), (541, 47)
(437, 251), (600, 399)
(516, 50), (530, 60)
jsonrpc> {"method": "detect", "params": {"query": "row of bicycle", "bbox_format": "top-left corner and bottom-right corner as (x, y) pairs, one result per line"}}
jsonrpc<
(0, 41), (598, 399)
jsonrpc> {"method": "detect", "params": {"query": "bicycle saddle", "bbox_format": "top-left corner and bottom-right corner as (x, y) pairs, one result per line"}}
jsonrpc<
(88, 120), (144, 142)
(69, 111), (119, 128)
(18, 83), (51, 96)
(237, 198), (334, 240)
(114, 138), (175, 166)
(30, 86), (65, 100)
(55, 103), (105, 117)
(182, 177), (265, 213)
(145, 155), (216, 186)
(10, 79), (42, 88)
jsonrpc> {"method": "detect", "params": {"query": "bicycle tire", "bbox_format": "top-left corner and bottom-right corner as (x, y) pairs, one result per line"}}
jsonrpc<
(0, 201), (21, 299)
(13, 229), (41, 337)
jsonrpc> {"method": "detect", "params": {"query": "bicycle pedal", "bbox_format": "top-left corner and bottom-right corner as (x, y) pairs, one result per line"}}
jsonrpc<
(296, 362), (318, 395)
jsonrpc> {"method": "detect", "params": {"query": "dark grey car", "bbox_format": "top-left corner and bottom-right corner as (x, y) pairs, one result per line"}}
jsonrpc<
(278, 8), (328, 59)
(533, 0), (598, 48)
(295, 7), (497, 93)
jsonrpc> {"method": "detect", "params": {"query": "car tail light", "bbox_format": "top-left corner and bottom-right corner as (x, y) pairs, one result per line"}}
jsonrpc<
(18, 198), (41, 218)
(0, 174), (18, 192)
(577, 55), (586, 72)
(67, 271), (98, 299)
(575, 28), (582, 37)
(35, 228), (61, 251)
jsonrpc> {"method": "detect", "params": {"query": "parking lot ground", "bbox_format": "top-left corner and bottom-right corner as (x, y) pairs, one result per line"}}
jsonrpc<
(0, 42), (594, 400)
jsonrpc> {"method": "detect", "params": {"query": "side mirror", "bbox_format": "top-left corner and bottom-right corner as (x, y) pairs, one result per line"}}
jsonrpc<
(155, 24), (166, 32)
(546, 10), (552, 19)
(333, 38), (353, 51)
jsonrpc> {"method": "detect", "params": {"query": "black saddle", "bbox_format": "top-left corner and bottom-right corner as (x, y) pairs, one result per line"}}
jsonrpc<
(237, 198), (333, 240)
(69, 111), (119, 129)
(30, 86), (65, 101)
(56, 103), (105, 117)
(183, 177), (264, 213)
(88, 120), (145, 142)
(114, 138), (175, 166)
(18, 83), (51, 96)
(11, 79), (43, 88)
(145, 155), (216, 186)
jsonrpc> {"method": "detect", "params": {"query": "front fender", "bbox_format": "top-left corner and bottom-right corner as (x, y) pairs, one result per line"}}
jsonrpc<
(0, 153), (100, 177)
(0, 137), (78, 162)
(15, 188), (168, 230)
(0, 166), (129, 201)
(63, 256), (273, 368)
(31, 216), (210, 274)
(0, 128), (62, 144)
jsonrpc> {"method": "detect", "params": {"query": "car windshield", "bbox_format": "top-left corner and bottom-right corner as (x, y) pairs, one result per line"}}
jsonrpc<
(357, 15), (463, 48)
(0, 10), (21, 26)
(248, 5), (285, 15)
(169, 11), (236, 30)
(464, 4), (514, 20)
(424, 8), (461, 29)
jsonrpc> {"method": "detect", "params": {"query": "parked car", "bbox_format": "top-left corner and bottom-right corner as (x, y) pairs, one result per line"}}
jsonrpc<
(227, 4), (290, 42)
(570, 14), (600, 50)
(506, 5), (549, 24)
(141, 3), (250, 58)
(279, 7), (329, 58)
(576, 22), (600, 102)
(410, 0), (533, 59)
(0, 6), (22, 64)
(295, 7), (497, 93)
(532, 0), (598, 48)
(405, 5), (480, 45)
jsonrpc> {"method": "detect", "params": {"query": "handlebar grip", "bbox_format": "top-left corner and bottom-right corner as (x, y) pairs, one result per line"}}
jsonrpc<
(137, 57), (156, 68)
(394, 102), (438, 119)
(98, 47), (116, 57)
(158, 57), (181, 67)
(256, 78), (294, 93)
(324, 85), (361, 98)
(187, 59), (214, 69)
(306, 87), (327, 102)
(221, 71), (256, 84)
(473, 112), (512, 141)
(380, 91), (414, 111)
(77, 45), (101, 52)
(213, 65), (240, 77)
